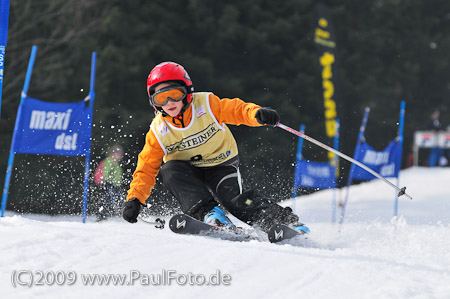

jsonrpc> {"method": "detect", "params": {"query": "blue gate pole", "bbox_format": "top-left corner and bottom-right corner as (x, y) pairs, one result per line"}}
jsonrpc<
(292, 124), (306, 211)
(0, 0), (10, 117)
(0, 46), (6, 117)
(1, 45), (37, 217)
(393, 101), (405, 218)
(331, 119), (340, 223)
(81, 52), (96, 223)
(339, 107), (370, 225)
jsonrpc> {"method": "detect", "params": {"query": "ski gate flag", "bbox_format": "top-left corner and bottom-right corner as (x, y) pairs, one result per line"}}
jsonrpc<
(13, 97), (92, 156)
(1, 46), (96, 223)
(292, 124), (339, 195)
(313, 2), (340, 164)
(291, 122), (340, 223)
(350, 140), (402, 180)
(294, 160), (336, 189)
(339, 102), (405, 224)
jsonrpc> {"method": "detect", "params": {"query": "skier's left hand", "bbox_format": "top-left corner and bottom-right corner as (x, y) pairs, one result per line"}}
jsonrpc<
(255, 107), (280, 126)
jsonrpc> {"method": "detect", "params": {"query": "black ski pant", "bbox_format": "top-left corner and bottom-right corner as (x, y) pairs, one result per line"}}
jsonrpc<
(159, 160), (299, 232)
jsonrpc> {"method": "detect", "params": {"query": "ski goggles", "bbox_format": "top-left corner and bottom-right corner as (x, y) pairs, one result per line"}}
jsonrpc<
(150, 86), (187, 107)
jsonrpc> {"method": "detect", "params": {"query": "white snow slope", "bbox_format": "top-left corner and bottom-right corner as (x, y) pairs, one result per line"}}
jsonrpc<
(1, 166), (450, 299)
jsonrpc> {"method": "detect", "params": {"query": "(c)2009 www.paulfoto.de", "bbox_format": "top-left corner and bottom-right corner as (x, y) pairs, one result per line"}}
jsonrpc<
(11, 269), (232, 287)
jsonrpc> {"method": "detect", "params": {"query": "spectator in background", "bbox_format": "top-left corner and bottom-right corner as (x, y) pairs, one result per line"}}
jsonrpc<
(445, 125), (450, 167)
(95, 144), (124, 221)
(426, 110), (444, 167)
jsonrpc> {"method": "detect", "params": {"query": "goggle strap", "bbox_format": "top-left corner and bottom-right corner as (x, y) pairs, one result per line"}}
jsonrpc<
(186, 85), (194, 94)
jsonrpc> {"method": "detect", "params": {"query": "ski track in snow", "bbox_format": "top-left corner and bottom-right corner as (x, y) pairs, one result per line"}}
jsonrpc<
(1, 167), (450, 299)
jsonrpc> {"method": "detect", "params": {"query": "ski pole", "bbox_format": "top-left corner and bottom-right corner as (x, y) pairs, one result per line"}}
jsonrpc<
(138, 216), (165, 229)
(276, 122), (412, 199)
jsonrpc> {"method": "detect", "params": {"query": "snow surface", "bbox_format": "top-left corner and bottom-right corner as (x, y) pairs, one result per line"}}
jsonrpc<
(1, 166), (450, 299)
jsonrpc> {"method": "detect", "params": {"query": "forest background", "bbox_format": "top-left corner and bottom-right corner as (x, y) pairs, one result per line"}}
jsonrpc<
(1, 0), (448, 214)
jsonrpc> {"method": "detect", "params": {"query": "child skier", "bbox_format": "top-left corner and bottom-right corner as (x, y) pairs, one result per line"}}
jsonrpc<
(122, 61), (309, 234)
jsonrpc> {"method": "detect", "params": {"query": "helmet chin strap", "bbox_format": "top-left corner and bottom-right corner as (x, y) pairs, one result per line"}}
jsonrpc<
(172, 112), (186, 128)
(170, 98), (191, 128)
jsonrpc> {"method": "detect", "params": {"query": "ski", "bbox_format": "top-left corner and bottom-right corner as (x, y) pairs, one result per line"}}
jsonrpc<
(267, 224), (306, 243)
(169, 214), (257, 242)
(168, 214), (310, 245)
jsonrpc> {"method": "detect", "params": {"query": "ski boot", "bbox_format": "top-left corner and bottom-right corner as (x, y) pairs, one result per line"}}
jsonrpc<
(204, 206), (236, 230)
(292, 222), (310, 234)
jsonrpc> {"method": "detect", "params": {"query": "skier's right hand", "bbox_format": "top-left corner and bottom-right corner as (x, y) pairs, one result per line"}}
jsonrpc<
(122, 198), (142, 223)
(255, 107), (280, 126)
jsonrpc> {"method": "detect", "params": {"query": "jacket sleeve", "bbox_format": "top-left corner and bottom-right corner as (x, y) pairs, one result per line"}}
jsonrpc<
(208, 94), (262, 127)
(126, 128), (165, 204)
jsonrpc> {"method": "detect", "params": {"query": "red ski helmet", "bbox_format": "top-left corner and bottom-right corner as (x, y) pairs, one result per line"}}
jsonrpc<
(147, 62), (194, 114)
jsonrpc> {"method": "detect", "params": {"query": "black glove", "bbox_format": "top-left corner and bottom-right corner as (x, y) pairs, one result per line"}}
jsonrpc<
(255, 107), (280, 126)
(122, 198), (142, 223)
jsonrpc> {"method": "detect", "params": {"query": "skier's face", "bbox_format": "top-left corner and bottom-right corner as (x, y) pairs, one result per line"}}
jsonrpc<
(112, 151), (123, 162)
(156, 83), (185, 117)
